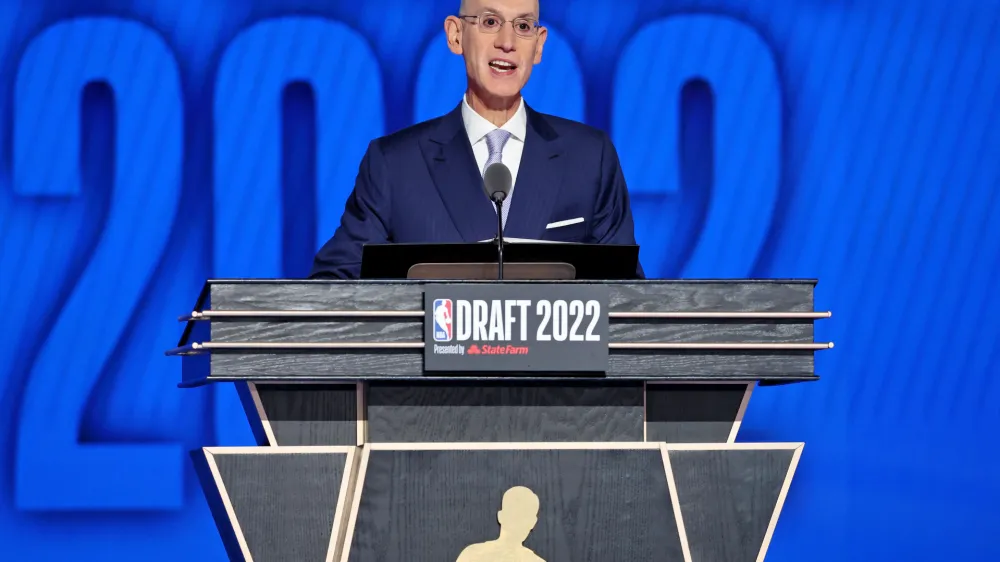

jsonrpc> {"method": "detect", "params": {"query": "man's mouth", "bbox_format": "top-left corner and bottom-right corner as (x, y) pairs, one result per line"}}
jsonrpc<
(489, 59), (518, 74)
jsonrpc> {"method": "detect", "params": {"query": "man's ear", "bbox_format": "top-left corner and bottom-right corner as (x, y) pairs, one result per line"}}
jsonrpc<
(533, 26), (548, 64)
(445, 16), (464, 55)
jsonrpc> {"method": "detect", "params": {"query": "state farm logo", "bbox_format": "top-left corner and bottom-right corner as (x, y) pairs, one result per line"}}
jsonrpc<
(469, 344), (529, 356)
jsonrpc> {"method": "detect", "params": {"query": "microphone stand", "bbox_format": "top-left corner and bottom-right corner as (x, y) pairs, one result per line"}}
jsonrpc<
(493, 196), (505, 280)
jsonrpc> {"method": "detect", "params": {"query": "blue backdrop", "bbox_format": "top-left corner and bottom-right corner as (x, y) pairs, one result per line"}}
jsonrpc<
(1, 0), (997, 559)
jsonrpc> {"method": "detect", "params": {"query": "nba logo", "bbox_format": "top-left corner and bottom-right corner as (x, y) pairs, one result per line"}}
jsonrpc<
(433, 299), (453, 342)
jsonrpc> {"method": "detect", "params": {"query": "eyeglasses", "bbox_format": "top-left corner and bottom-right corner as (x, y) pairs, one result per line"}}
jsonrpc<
(459, 12), (540, 38)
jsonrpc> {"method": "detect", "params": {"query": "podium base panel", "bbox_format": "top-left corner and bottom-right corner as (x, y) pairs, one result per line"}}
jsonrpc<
(193, 447), (358, 562)
(667, 446), (802, 562)
(191, 444), (802, 562)
(338, 443), (801, 562)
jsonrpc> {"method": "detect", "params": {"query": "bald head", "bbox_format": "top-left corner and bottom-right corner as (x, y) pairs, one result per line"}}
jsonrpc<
(460, 0), (540, 17)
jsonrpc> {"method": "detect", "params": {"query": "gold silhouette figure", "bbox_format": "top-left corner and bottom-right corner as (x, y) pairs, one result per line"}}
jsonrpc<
(456, 486), (545, 562)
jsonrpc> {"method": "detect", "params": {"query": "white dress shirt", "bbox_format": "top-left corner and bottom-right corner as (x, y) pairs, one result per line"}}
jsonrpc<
(461, 95), (527, 209)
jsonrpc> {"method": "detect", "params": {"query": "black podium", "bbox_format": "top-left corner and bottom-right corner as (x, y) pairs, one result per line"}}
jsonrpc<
(170, 246), (832, 562)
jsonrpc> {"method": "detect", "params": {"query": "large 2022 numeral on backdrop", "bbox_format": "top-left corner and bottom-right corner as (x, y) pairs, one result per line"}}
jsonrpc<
(7, 13), (779, 510)
(211, 17), (386, 447)
(13, 18), (185, 510)
(613, 15), (781, 277)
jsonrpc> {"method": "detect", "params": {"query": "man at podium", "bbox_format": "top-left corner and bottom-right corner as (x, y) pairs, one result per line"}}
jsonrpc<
(310, 0), (643, 279)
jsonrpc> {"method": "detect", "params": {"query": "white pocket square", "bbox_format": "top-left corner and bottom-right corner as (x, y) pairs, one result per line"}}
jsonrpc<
(545, 217), (584, 229)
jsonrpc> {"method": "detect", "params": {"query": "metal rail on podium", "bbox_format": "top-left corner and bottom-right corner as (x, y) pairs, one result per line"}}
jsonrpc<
(168, 244), (832, 562)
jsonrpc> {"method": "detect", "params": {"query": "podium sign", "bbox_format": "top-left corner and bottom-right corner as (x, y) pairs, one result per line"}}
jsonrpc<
(423, 284), (610, 372)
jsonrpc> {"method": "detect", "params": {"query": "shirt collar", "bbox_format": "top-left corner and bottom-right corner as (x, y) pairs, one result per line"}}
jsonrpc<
(461, 95), (527, 145)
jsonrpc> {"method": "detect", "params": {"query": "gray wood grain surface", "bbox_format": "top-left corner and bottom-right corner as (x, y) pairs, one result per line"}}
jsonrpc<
(183, 280), (823, 383)
(366, 382), (645, 442)
(346, 448), (684, 562)
(210, 451), (349, 562)
(646, 384), (749, 443)
(207, 349), (813, 381)
(211, 319), (813, 344)
(668, 448), (796, 562)
(238, 382), (762, 444)
(252, 383), (358, 446)
(207, 280), (815, 313)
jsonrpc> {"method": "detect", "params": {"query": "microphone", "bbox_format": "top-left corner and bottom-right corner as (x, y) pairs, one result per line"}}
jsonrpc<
(483, 161), (513, 204)
(482, 162), (513, 280)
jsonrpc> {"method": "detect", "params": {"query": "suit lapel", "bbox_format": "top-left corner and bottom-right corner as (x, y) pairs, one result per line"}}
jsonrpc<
(503, 108), (565, 239)
(420, 105), (498, 242)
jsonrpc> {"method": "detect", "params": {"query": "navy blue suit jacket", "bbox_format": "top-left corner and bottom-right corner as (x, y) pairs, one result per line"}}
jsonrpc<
(310, 103), (643, 279)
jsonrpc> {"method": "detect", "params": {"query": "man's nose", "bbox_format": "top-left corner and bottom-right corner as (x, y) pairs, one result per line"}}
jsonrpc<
(494, 23), (516, 51)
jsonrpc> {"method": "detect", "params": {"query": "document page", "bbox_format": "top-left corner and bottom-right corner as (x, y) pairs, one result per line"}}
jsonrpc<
(477, 237), (574, 244)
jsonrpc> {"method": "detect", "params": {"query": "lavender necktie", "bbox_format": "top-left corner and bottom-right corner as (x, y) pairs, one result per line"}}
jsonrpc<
(484, 128), (513, 228)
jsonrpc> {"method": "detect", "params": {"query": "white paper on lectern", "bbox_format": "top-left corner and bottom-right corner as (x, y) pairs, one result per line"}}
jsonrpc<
(477, 237), (574, 244)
